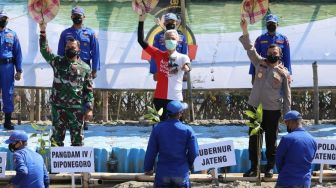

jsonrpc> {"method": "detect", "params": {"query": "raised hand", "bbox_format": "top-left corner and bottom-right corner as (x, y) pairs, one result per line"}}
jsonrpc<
(240, 18), (248, 35)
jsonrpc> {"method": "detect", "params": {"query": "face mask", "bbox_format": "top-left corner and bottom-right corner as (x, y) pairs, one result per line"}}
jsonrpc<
(8, 143), (16, 152)
(72, 17), (83, 25)
(266, 55), (280, 64)
(165, 40), (177, 51)
(267, 24), (276, 33)
(165, 23), (176, 30)
(65, 48), (79, 59)
(286, 126), (292, 133)
(0, 20), (8, 28)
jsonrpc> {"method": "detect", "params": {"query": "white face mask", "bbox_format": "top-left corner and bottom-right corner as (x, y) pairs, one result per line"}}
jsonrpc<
(165, 39), (177, 50)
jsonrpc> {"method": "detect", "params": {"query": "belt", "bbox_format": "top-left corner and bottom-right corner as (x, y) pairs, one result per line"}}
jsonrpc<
(0, 58), (13, 64)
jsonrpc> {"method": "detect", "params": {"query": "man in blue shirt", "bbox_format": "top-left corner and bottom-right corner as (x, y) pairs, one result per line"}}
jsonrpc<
(58, 6), (100, 130)
(276, 110), (317, 188)
(249, 14), (291, 84)
(150, 13), (188, 81)
(144, 100), (199, 188)
(5, 131), (49, 188)
(0, 11), (22, 130)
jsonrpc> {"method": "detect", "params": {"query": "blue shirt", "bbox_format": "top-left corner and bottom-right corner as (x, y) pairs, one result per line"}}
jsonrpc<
(57, 26), (100, 71)
(249, 32), (291, 75)
(0, 28), (22, 72)
(144, 119), (199, 187)
(149, 31), (188, 74)
(11, 147), (49, 188)
(276, 127), (317, 187)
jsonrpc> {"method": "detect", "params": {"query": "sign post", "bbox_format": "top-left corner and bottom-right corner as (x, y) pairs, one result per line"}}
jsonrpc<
(312, 139), (336, 183)
(51, 147), (95, 187)
(194, 141), (236, 185)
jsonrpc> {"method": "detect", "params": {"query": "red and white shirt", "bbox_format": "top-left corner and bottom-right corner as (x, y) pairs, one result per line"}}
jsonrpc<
(145, 45), (190, 101)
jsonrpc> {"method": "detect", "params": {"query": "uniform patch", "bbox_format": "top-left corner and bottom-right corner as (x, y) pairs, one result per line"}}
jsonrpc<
(260, 40), (268, 44)
(276, 40), (284, 44)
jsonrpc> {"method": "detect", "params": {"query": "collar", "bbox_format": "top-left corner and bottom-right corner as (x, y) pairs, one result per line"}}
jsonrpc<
(293, 127), (305, 132)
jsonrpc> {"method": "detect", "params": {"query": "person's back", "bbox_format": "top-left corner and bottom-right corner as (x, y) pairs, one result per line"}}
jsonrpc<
(155, 119), (193, 176)
(144, 101), (198, 187)
(276, 129), (317, 187)
(13, 147), (48, 188)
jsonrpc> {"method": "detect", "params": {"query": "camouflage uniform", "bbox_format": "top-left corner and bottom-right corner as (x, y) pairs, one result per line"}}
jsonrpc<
(39, 34), (93, 146)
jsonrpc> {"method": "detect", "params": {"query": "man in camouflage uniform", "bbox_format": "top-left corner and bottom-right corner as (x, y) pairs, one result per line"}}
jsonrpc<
(39, 23), (93, 146)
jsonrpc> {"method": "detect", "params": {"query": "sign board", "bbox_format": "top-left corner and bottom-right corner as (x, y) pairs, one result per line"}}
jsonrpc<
(0, 152), (7, 177)
(50, 147), (94, 173)
(313, 139), (336, 165)
(194, 141), (236, 171)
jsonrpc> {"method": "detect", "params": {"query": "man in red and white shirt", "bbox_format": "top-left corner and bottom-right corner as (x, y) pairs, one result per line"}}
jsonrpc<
(138, 13), (191, 120)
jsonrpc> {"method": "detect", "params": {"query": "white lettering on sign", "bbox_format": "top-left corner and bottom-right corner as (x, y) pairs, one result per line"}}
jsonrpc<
(194, 141), (236, 171)
(313, 139), (336, 165)
(50, 147), (94, 173)
(0, 152), (7, 177)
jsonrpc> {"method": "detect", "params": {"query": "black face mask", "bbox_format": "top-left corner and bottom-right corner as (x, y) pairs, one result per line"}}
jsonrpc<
(72, 17), (83, 25)
(8, 143), (16, 152)
(266, 55), (280, 64)
(0, 20), (8, 28)
(65, 48), (79, 59)
(267, 24), (277, 33)
(165, 23), (176, 30)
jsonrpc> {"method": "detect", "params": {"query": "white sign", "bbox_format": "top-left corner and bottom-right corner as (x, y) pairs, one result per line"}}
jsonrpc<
(0, 152), (7, 177)
(50, 147), (95, 173)
(313, 139), (336, 165)
(194, 141), (236, 171)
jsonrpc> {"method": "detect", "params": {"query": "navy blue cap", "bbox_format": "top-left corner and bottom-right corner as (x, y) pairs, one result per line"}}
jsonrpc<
(284, 110), (302, 121)
(72, 6), (85, 16)
(4, 131), (28, 144)
(0, 10), (8, 19)
(164, 13), (178, 21)
(167, 101), (188, 114)
(266, 14), (279, 23)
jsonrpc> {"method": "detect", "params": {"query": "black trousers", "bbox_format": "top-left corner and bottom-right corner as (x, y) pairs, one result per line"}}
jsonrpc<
(248, 106), (281, 169)
(153, 98), (172, 121)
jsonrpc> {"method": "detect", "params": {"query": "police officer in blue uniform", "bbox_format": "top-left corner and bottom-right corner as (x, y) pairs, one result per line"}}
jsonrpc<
(58, 6), (100, 79)
(144, 101), (199, 188)
(58, 6), (100, 130)
(276, 111), (317, 188)
(5, 131), (49, 188)
(0, 11), (22, 130)
(249, 14), (291, 84)
(150, 13), (188, 81)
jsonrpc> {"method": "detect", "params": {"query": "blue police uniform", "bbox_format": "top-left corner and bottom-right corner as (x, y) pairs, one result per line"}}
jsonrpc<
(57, 27), (100, 71)
(276, 127), (317, 188)
(144, 119), (199, 187)
(149, 31), (188, 74)
(5, 131), (49, 188)
(249, 32), (291, 76)
(10, 147), (49, 188)
(0, 28), (22, 113)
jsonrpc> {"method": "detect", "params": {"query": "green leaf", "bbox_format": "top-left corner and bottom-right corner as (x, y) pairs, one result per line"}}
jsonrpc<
(256, 104), (263, 122)
(153, 116), (160, 123)
(31, 123), (39, 130)
(147, 106), (156, 114)
(42, 133), (49, 137)
(250, 126), (261, 136)
(246, 122), (256, 128)
(244, 110), (256, 119)
(30, 133), (38, 138)
(157, 108), (163, 116)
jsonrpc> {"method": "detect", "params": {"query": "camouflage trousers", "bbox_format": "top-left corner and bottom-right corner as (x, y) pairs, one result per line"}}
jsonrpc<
(50, 105), (84, 146)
